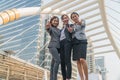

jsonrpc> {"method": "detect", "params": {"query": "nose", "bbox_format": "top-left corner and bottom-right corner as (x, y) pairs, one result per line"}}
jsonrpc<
(55, 22), (58, 24)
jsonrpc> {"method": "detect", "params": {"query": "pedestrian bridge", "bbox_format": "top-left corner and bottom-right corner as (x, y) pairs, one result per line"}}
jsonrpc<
(0, 0), (120, 80)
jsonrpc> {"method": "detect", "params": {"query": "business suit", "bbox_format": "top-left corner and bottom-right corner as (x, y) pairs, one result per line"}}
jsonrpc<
(72, 20), (88, 60)
(72, 20), (87, 40)
(60, 24), (72, 80)
(47, 26), (61, 80)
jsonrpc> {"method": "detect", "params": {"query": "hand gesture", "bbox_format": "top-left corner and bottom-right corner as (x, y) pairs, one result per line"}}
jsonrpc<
(46, 21), (51, 29)
(77, 19), (82, 25)
(67, 26), (73, 33)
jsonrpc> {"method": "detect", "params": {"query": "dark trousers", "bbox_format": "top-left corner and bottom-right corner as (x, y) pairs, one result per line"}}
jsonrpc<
(49, 48), (61, 80)
(60, 39), (72, 80)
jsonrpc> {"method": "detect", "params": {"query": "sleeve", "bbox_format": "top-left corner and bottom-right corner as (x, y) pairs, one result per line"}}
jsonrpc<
(69, 24), (75, 33)
(81, 19), (86, 27)
(46, 27), (52, 34)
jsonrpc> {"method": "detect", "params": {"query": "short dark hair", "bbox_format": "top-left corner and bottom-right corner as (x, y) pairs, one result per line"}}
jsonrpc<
(61, 14), (68, 20)
(50, 16), (59, 24)
(71, 12), (79, 19)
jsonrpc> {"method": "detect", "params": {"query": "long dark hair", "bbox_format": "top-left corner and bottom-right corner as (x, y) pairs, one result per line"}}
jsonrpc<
(70, 12), (79, 19)
(50, 16), (59, 27)
(61, 14), (69, 20)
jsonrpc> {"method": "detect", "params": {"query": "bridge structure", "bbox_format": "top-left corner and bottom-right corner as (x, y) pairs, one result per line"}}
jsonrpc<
(0, 0), (120, 80)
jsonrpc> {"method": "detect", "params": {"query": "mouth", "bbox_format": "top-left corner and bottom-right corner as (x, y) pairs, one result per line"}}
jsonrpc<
(54, 24), (58, 26)
(74, 19), (78, 22)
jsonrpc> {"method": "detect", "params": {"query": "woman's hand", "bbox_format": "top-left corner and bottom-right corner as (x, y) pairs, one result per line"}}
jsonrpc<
(77, 19), (82, 25)
(46, 21), (51, 29)
(67, 27), (73, 33)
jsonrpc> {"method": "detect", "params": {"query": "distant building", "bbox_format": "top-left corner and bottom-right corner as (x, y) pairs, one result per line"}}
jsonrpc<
(0, 0), (41, 64)
(95, 56), (107, 80)
(86, 39), (96, 73)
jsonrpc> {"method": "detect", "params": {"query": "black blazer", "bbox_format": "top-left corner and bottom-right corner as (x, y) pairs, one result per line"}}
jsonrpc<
(61, 24), (72, 41)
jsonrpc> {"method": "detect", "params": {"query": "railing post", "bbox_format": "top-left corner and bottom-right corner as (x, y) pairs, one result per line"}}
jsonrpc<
(43, 70), (48, 80)
(6, 66), (10, 80)
(24, 70), (27, 80)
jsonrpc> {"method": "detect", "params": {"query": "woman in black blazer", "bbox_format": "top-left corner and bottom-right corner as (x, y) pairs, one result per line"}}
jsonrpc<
(46, 16), (61, 80)
(60, 14), (72, 80)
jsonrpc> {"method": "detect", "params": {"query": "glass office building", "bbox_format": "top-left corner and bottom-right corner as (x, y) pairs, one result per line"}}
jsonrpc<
(0, 0), (41, 64)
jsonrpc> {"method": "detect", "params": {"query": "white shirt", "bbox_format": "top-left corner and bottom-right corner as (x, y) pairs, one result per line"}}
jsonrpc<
(60, 25), (66, 41)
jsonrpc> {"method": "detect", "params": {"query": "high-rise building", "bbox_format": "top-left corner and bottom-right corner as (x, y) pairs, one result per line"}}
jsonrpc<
(95, 56), (107, 80)
(0, 0), (41, 64)
(87, 39), (96, 73)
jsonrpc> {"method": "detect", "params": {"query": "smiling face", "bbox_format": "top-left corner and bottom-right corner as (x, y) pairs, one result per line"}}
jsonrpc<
(61, 14), (69, 25)
(50, 16), (59, 27)
(71, 13), (79, 23)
